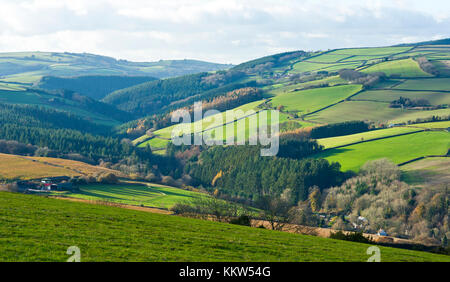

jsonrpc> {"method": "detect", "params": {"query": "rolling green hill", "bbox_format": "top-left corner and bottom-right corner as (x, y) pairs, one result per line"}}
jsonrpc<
(0, 88), (133, 125)
(134, 42), (450, 152)
(1, 192), (448, 262)
(0, 52), (233, 84)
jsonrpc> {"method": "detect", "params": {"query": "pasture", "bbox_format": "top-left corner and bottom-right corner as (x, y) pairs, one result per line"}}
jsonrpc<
(316, 127), (423, 149)
(270, 84), (362, 114)
(353, 89), (450, 105)
(54, 182), (203, 209)
(1, 192), (448, 262)
(314, 131), (450, 172)
(0, 153), (80, 181)
(393, 78), (450, 91)
(401, 157), (450, 189)
(361, 59), (432, 78)
(305, 100), (450, 124)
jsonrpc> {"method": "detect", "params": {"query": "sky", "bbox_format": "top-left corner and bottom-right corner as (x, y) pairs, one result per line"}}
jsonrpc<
(0, 0), (449, 64)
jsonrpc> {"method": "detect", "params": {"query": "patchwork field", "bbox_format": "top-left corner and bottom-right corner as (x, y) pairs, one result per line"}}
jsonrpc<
(52, 182), (203, 209)
(306, 100), (450, 124)
(314, 131), (450, 172)
(28, 156), (125, 177)
(353, 89), (450, 105)
(0, 153), (79, 181)
(393, 78), (450, 91)
(270, 84), (362, 114)
(361, 58), (432, 77)
(1, 192), (448, 262)
(316, 126), (423, 149)
(0, 153), (126, 181)
(330, 47), (412, 56)
(401, 157), (450, 189)
(406, 120), (450, 129)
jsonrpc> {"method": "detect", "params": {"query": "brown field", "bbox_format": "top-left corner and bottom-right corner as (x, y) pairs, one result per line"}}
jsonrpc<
(0, 153), (125, 181)
(28, 156), (126, 177)
(0, 153), (79, 181)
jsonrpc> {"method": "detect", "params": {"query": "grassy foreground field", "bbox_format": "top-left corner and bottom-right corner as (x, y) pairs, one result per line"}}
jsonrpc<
(1, 192), (449, 262)
(315, 131), (450, 172)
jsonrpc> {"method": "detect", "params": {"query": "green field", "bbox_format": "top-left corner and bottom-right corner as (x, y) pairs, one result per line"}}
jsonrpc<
(314, 131), (450, 172)
(401, 157), (450, 188)
(361, 58), (432, 78)
(0, 51), (232, 84)
(330, 47), (412, 56)
(138, 137), (171, 149)
(354, 89), (450, 105)
(271, 85), (362, 114)
(0, 89), (120, 125)
(292, 61), (329, 73)
(393, 78), (450, 91)
(1, 192), (448, 262)
(316, 127), (423, 149)
(407, 120), (450, 129)
(53, 182), (203, 209)
(306, 100), (450, 124)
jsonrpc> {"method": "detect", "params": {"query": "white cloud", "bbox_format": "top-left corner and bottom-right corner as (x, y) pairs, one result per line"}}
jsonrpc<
(0, 0), (448, 64)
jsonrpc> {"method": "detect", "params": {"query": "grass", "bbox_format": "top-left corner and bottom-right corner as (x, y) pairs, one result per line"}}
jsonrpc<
(330, 47), (412, 56)
(306, 100), (450, 124)
(393, 78), (450, 91)
(52, 182), (204, 209)
(361, 59), (432, 78)
(354, 89), (450, 106)
(316, 127), (423, 149)
(406, 120), (450, 129)
(0, 89), (119, 125)
(292, 61), (328, 73)
(153, 100), (264, 139)
(270, 85), (362, 114)
(138, 137), (170, 149)
(28, 156), (125, 177)
(314, 131), (450, 172)
(1, 192), (449, 262)
(400, 157), (450, 188)
(306, 53), (352, 63)
(0, 153), (80, 181)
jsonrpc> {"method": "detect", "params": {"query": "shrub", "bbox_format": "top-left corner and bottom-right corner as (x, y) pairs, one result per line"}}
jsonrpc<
(96, 173), (119, 184)
(229, 215), (252, 227)
(330, 231), (373, 244)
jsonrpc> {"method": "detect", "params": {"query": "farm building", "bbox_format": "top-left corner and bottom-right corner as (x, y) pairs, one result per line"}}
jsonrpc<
(17, 176), (75, 192)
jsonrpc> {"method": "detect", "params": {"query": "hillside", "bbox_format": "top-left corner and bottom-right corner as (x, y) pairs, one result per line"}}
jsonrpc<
(0, 153), (124, 181)
(0, 52), (233, 84)
(133, 42), (450, 158)
(1, 192), (448, 262)
(36, 75), (158, 100)
(0, 88), (133, 126)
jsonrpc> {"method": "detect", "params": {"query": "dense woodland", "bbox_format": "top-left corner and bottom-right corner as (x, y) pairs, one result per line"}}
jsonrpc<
(101, 69), (259, 117)
(185, 145), (345, 203)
